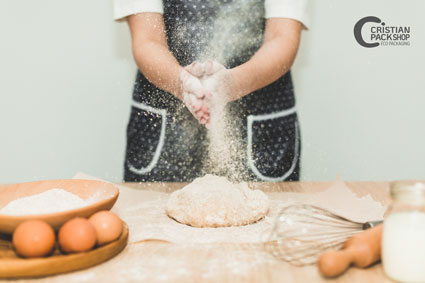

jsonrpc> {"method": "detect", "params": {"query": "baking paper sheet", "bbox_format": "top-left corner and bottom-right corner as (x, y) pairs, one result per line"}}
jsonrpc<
(73, 173), (386, 244)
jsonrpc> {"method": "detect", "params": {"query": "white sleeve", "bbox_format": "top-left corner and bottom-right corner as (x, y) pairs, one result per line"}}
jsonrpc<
(113, 0), (163, 21)
(264, 0), (310, 29)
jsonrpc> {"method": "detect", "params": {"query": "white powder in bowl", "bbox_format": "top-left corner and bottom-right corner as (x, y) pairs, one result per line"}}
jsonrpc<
(0, 188), (97, 216)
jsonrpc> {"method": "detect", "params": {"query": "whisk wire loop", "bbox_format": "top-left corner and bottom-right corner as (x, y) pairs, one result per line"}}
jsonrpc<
(265, 204), (366, 265)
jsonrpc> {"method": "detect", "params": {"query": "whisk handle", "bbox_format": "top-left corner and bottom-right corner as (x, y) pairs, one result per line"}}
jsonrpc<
(318, 224), (383, 278)
(362, 220), (383, 230)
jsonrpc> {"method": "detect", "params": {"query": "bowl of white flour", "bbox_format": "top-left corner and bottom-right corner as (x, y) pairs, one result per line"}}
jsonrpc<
(0, 179), (119, 234)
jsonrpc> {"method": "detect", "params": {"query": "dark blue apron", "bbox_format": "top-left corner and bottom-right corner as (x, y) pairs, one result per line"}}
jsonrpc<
(124, 0), (301, 182)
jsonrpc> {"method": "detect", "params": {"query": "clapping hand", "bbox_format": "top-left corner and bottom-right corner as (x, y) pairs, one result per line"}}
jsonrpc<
(181, 60), (237, 127)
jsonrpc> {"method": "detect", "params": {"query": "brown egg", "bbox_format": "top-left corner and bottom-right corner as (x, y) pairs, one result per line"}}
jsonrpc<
(89, 211), (122, 245)
(58, 217), (96, 253)
(12, 220), (55, 258)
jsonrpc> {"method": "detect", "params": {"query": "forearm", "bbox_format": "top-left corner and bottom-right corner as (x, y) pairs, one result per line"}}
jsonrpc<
(127, 13), (183, 100)
(230, 19), (302, 99)
(132, 41), (183, 99)
(231, 40), (297, 97)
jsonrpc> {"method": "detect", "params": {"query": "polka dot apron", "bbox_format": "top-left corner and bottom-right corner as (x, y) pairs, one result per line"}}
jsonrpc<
(124, 0), (301, 182)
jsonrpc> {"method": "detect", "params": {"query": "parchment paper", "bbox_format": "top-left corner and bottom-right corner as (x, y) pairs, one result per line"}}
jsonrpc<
(73, 173), (386, 244)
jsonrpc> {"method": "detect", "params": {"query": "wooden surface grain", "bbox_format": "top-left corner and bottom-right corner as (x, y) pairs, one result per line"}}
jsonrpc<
(121, 181), (394, 283)
(0, 181), (395, 282)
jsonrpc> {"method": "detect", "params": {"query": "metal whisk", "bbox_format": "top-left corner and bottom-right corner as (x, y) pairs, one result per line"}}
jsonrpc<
(264, 204), (382, 266)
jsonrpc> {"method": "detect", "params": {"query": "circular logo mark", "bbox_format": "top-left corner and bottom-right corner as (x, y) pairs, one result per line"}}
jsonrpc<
(354, 16), (381, 48)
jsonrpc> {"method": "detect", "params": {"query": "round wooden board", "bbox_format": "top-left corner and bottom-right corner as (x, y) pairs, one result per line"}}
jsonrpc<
(0, 223), (128, 279)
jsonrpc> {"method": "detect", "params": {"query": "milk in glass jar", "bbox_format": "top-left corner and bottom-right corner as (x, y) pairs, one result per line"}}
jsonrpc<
(382, 181), (425, 282)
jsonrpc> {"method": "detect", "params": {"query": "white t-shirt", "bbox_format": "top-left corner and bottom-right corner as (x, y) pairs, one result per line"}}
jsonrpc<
(113, 0), (310, 28)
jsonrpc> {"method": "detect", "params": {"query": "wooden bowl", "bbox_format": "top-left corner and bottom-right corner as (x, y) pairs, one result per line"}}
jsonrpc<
(0, 179), (119, 234)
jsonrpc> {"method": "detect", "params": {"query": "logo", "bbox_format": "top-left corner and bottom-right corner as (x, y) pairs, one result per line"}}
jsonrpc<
(354, 16), (411, 48)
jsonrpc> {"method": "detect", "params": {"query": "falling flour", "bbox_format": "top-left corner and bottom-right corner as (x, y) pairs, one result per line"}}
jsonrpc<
(0, 188), (97, 216)
(191, 1), (264, 181)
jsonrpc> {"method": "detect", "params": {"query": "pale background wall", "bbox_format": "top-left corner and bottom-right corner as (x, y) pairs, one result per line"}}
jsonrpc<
(0, 0), (424, 183)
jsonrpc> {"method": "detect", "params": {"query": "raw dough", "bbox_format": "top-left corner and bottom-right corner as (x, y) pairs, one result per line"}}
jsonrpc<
(166, 174), (269, 227)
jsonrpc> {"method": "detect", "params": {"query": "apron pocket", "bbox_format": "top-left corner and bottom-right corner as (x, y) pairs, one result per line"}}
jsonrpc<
(126, 101), (167, 175)
(247, 107), (300, 181)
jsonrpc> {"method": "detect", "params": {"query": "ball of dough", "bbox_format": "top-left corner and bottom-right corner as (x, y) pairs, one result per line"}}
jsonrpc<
(166, 175), (269, 227)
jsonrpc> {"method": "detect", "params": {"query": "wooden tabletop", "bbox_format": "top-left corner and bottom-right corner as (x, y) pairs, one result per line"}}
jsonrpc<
(0, 181), (395, 282)
(119, 181), (393, 283)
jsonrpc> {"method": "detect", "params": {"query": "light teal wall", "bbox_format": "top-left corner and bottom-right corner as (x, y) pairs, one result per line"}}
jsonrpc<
(0, 0), (424, 183)
(294, 0), (425, 181)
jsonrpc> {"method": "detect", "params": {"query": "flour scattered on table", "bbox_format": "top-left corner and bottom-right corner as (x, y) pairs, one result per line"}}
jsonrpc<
(0, 188), (99, 216)
(166, 174), (270, 228)
(119, 198), (280, 245)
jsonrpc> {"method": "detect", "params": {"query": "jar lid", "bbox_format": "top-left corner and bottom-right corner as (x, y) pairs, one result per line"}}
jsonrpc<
(390, 181), (425, 205)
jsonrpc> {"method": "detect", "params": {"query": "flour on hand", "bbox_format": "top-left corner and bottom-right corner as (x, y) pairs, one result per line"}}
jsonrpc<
(166, 174), (269, 228)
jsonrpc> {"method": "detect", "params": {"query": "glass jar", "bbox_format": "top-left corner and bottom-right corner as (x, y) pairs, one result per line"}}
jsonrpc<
(382, 181), (425, 282)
